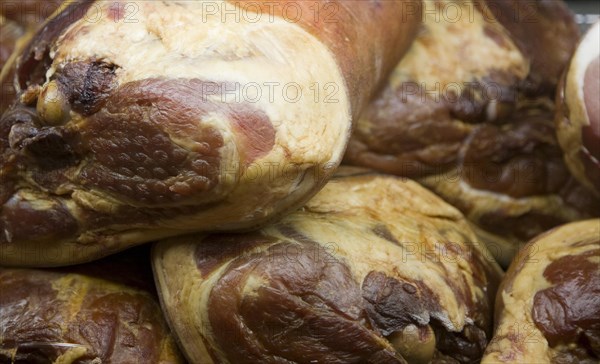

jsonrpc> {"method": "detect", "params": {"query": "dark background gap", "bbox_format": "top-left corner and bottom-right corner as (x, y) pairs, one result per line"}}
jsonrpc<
(566, 0), (599, 31)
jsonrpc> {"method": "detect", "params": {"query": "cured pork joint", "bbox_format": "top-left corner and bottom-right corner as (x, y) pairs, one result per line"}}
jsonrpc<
(0, 0), (419, 266)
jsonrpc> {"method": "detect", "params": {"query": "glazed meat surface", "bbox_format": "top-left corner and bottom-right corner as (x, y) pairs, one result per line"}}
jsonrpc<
(482, 219), (600, 363)
(0, 0), (419, 266)
(153, 168), (503, 363)
(344, 0), (598, 266)
(0, 246), (184, 363)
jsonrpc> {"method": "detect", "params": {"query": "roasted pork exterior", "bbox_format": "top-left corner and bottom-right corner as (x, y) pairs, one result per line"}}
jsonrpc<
(0, 0), (420, 266)
(153, 168), (503, 363)
(344, 0), (598, 266)
(0, 246), (184, 363)
(482, 219), (600, 363)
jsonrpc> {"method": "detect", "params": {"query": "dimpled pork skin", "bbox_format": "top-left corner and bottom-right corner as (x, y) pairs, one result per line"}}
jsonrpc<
(344, 0), (598, 267)
(0, 246), (184, 363)
(0, 0), (420, 266)
(482, 219), (600, 363)
(556, 22), (600, 196)
(152, 168), (503, 364)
